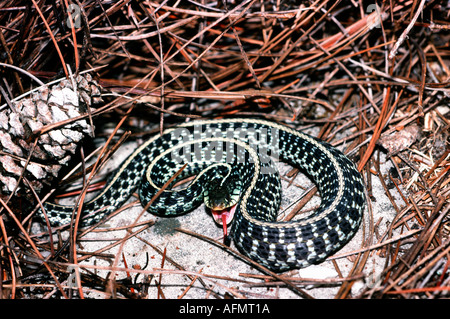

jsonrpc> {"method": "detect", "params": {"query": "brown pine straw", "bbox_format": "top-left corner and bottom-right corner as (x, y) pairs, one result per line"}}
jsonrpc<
(0, 0), (449, 299)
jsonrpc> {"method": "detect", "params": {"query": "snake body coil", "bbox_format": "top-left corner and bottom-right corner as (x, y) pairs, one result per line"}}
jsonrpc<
(42, 118), (365, 271)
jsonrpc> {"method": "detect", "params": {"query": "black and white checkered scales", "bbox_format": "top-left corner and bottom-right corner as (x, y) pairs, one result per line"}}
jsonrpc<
(41, 119), (365, 271)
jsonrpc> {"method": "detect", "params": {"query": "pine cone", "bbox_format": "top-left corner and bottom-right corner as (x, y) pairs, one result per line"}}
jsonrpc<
(0, 74), (102, 204)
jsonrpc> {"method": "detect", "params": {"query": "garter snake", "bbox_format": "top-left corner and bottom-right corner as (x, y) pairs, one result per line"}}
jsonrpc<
(41, 118), (365, 271)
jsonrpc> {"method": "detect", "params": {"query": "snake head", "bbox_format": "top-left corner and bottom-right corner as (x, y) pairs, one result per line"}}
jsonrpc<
(203, 170), (241, 235)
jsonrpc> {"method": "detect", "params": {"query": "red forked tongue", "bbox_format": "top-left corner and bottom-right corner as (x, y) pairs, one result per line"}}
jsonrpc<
(221, 213), (228, 237)
(211, 204), (237, 240)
